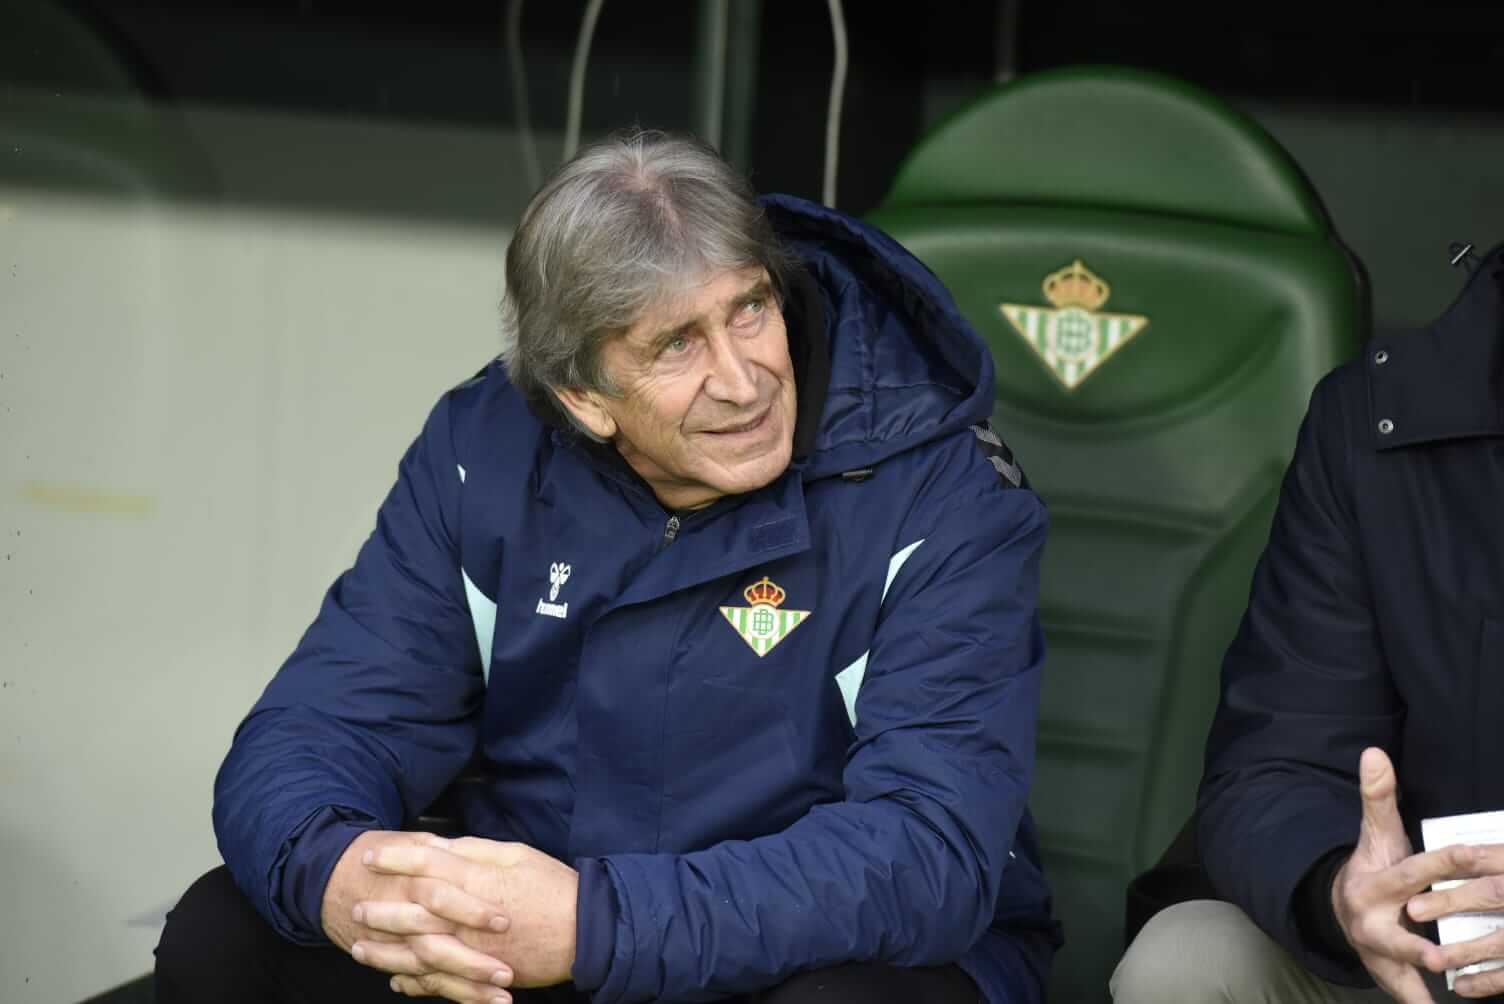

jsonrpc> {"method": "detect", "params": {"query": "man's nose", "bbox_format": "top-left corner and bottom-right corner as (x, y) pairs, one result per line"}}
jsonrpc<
(704, 334), (761, 407)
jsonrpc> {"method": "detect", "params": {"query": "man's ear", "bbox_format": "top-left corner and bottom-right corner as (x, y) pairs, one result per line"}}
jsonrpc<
(552, 385), (618, 440)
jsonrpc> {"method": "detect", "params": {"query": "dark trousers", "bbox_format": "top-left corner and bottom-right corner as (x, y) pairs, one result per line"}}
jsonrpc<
(155, 867), (983, 1004)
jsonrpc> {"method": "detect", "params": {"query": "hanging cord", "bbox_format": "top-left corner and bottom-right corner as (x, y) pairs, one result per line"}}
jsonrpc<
(564, 0), (606, 162)
(822, 0), (848, 209)
(505, 0), (541, 192)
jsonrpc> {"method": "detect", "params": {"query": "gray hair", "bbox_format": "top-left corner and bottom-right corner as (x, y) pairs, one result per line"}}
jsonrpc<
(498, 129), (795, 437)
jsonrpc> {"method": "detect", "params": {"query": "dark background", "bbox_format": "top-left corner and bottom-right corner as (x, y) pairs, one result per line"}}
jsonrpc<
(10, 1), (1503, 217)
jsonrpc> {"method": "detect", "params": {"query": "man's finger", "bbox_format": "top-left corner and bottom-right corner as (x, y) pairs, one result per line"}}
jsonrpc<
(388, 974), (437, 998)
(1367, 926), (1446, 974)
(391, 971), (512, 1004)
(407, 933), (515, 987)
(408, 877), (510, 933)
(355, 900), (457, 937)
(1358, 747), (1410, 864)
(1369, 956), (1438, 1004)
(1434, 928), (1504, 973)
(429, 836), (525, 868)
(350, 938), (425, 976)
(1455, 965), (1504, 999)
(1408, 865), (1504, 922)
(365, 845), (472, 885)
(1376, 844), (1490, 901)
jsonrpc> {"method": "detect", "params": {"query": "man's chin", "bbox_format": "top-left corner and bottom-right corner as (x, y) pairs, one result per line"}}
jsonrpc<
(714, 451), (792, 497)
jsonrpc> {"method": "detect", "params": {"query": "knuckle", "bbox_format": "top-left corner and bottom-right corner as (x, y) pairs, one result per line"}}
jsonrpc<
(1355, 914), (1386, 947)
(432, 884), (459, 916)
(409, 935), (440, 965)
(415, 879), (442, 911)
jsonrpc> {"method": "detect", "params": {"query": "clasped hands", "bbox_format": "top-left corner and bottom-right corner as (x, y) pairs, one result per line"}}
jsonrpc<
(322, 831), (579, 1003)
(1332, 748), (1504, 1003)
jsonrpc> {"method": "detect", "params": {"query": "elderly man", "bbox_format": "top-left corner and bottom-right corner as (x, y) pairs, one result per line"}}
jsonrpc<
(154, 131), (1060, 1004)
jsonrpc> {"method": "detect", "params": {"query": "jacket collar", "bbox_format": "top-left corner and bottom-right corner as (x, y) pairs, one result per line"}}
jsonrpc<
(784, 264), (831, 461)
(1368, 242), (1504, 450)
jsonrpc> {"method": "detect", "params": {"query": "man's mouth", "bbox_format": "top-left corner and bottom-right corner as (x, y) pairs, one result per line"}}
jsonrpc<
(705, 406), (771, 436)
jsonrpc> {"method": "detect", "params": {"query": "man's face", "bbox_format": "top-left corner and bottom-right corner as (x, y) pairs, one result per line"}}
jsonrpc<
(558, 266), (798, 511)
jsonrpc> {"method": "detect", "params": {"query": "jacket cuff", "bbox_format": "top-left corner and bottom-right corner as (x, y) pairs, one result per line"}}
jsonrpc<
(1201, 798), (1369, 987)
(274, 808), (378, 943)
(1294, 845), (1359, 970)
(571, 858), (620, 993)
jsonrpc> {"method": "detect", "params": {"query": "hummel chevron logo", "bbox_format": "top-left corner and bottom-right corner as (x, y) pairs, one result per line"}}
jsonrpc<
(536, 561), (571, 619)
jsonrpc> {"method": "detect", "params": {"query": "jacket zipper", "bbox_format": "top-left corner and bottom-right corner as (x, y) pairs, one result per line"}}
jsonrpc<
(661, 514), (682, 549)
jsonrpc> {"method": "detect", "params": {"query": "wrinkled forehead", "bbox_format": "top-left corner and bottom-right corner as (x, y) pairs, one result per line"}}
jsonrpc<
(625, 264), (772, 337)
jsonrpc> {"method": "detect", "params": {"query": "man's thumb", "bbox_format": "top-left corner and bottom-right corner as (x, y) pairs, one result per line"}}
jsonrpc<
(1358, 746), (1406, 853)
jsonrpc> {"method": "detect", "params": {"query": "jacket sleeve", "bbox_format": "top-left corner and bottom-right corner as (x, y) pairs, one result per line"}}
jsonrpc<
(579, 484), (1047, 1004)
(1197, 370), (1399, 986)
(213, 393), (485, 943)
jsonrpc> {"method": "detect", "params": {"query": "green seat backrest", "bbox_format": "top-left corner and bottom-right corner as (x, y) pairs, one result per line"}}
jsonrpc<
(867, 66), (1365, 1003)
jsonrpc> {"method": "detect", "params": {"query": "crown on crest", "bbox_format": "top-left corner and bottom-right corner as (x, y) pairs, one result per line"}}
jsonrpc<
(1042, 259), (1111, 311)
(743, 576), (786, 607)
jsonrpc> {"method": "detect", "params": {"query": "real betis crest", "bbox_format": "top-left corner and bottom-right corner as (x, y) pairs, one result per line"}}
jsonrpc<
(719, 576), (809, 657)
(1000, 259), (1149, 391)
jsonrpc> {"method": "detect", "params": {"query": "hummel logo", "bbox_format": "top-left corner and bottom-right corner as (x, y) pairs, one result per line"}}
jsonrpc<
(548, 562), (571, 601)
(536, 561), (571, 619)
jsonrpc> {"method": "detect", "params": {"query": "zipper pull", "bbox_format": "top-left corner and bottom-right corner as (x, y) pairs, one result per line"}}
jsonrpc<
(662, 514), (682, 547)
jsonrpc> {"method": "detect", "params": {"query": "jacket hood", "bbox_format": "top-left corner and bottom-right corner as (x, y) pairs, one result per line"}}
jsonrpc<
(762, 194), (997, 480)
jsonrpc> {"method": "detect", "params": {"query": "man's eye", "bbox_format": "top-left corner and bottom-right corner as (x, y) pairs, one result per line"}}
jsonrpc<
(663, 336), (689, 355)
(736, 298), (766, 323)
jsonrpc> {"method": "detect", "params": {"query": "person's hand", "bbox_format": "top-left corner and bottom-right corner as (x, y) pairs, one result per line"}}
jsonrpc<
(322, 830), (516, 1001)
(1405, 841), (1504, 997)
(1330, 748), (1456, 1004)
(359, 836), (579, 999)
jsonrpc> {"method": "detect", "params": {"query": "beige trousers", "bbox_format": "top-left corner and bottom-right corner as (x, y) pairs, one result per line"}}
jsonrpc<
(1111, 900), (1466, 1004)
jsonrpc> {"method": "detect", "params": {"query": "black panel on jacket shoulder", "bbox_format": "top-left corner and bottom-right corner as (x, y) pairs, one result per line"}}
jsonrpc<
(970, 419), (1026, 489)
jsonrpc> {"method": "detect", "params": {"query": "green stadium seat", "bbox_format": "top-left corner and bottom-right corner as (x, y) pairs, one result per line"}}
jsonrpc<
(867, 65), (1367, 1003)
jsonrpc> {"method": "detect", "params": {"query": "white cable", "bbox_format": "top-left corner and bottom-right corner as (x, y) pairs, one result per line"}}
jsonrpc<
(823, 0), (848, 209)
(564, 0), (606, 162)
(505, 0), (541, 192)
(701, 0), (729, 149)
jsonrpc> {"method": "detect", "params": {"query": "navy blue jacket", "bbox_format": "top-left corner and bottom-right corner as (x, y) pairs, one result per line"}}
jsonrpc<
(215, 195), (1058, 1004)
(1198, 244), (1504, 984)
(214, 195), (1061, 1003)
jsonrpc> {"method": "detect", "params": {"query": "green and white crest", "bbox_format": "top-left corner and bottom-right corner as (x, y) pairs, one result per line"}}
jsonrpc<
(719, 576), (809, 657)
(1000, 259), (1149, 391)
